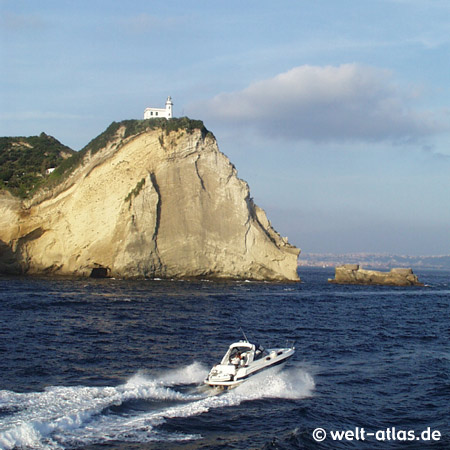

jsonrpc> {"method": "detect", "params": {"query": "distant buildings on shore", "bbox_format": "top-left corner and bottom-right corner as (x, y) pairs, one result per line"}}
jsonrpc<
(144, 96), (173, 119)
(298, 253), (450, 270)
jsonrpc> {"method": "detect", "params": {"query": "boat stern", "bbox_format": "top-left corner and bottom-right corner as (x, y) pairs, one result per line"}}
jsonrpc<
(205, 363), (243, 387)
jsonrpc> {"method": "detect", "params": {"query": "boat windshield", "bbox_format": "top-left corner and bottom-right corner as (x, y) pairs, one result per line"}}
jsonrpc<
(221, 343), (254, 365)
(230, 346), (251, 357)
(254, 344), (267, 360)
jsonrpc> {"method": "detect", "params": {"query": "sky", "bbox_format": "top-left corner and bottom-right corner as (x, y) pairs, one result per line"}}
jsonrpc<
(1, 0), (449, 256)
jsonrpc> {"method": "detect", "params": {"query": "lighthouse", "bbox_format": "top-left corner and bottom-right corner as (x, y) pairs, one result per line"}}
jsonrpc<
(165, 96), (173, 118)
(144, 96), (173, 119)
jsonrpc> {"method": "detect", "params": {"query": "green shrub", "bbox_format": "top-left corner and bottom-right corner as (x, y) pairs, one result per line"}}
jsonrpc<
(125, 177), (146, 202)
(0, 134), (74, 198)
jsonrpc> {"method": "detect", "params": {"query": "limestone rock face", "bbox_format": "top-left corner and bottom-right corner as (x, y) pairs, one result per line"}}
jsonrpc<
(328, 264), (423, 286)
(0, 125), (300, 281)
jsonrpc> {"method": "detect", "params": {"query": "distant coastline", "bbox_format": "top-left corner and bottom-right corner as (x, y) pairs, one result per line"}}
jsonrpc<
(299, 253), (450, 271)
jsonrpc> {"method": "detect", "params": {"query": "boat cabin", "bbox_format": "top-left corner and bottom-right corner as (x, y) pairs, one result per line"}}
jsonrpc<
(220, 341), (268, 366)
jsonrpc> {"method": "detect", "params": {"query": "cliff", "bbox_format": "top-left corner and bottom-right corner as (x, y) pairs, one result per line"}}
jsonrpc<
(328, 264), (423, 286)
(0, 119), (300, 281)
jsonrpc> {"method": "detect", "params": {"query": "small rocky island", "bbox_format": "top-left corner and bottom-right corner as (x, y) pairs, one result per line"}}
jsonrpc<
(328, 264), (424, 286)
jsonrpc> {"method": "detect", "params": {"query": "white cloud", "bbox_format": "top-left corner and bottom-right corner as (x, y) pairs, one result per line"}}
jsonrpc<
(192, 64), (446, 143)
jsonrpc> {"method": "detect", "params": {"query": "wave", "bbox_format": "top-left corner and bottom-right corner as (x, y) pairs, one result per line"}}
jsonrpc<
(0, 362), (314, 450)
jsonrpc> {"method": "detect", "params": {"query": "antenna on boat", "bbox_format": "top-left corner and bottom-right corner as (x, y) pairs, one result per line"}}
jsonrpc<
(240, 327), (249, 342)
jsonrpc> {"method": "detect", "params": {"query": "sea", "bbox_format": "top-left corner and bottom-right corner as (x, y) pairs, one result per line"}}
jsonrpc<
(0, 267), (449, 450)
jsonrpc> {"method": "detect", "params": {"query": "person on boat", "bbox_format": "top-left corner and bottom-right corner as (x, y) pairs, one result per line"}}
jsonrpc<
(231, 351), (241, 365)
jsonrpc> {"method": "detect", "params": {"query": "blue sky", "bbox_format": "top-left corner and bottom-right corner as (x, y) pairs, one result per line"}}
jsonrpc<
(1, 0), (449, 255)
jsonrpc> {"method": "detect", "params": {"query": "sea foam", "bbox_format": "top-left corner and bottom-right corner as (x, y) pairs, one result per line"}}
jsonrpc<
(0, 362), (314, 450)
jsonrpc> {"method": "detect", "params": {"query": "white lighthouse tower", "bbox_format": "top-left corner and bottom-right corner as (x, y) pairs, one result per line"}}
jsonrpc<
(144, 96), (173, 119)
(165, 96), (173, 118)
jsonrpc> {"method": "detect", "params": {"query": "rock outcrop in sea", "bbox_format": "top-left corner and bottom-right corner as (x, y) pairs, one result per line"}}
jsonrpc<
(328, 264), (423, 286)
(0, 119), (300, 281)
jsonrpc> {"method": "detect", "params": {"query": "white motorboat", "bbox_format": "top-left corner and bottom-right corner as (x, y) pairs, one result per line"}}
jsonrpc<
(205, 338), (295, 389)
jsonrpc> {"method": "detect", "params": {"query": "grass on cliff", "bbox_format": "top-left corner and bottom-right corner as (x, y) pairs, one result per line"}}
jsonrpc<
(0, 133), (75, 198)
(125, 177), (146, 203)
(0, 117), (210, 199)
(84, 117), (210, 156)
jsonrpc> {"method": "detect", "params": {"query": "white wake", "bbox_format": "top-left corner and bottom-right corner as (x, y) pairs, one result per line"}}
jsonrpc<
(0, 362), (314, 450)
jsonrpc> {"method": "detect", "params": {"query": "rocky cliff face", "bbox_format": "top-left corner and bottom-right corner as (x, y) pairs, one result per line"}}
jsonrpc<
(0, 122), (300, 281)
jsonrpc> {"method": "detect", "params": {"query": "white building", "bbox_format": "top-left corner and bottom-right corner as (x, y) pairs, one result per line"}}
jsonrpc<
(144, 96), (173, 119)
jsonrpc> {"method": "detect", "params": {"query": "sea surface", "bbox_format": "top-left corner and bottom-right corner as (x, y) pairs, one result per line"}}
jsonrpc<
(0, 268), (449, 449)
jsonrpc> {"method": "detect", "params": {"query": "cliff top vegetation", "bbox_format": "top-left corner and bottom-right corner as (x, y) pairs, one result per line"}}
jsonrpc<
(0, 133), (74, 198)
(0, 118), (210, 199)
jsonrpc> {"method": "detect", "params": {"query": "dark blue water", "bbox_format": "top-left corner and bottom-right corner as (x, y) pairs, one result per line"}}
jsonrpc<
(0, 268), (449, 449)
